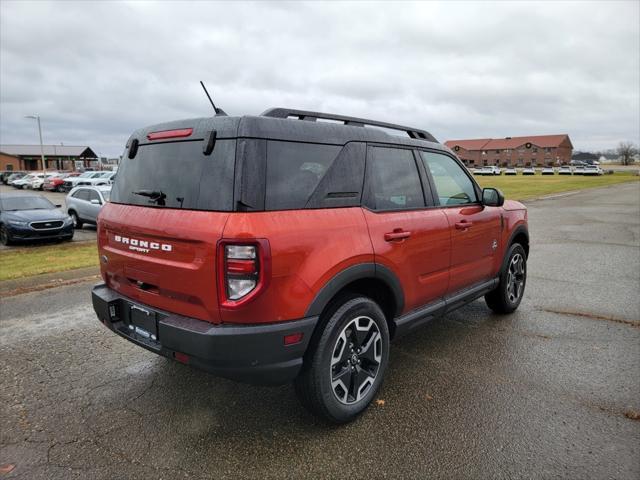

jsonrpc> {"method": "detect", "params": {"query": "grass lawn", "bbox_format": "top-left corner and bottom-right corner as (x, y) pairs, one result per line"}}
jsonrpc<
(476, 172), (639, 201)
(0, 241), (98, 281)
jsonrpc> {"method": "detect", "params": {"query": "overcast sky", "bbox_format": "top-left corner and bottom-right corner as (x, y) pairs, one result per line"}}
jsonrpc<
(1, 1), (638, 157)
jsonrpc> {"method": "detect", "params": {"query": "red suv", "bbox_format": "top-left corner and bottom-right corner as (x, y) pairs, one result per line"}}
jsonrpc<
(92, 108), (529, 423)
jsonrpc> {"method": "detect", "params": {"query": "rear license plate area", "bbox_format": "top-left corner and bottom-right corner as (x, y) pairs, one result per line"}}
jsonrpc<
(128, 304), (158, 342)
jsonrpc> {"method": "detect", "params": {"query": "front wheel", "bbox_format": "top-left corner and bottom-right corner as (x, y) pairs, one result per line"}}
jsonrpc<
(294, 296), (390, 424)
(0, 225), (13, 246)
(485, 243), (527, 314)
(69, 211), (83, 229)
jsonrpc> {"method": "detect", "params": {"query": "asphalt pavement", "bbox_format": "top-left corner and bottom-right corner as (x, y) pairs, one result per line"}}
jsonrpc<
(1, 183), (639, 479)
(0, 184), (97, 249)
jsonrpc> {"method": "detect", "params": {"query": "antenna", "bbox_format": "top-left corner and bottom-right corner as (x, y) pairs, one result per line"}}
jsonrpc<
(200, 81), (227, 116)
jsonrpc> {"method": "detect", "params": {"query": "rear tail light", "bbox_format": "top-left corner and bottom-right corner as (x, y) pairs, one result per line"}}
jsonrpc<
(217, 240), (271, 307)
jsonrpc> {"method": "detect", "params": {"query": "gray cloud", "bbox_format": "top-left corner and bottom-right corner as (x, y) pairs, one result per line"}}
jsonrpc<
(1, 0), (638, 157)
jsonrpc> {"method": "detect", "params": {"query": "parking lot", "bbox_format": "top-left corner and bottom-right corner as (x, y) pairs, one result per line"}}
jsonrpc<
(1, 183), (639, 479)
(0, 184), (96, 249)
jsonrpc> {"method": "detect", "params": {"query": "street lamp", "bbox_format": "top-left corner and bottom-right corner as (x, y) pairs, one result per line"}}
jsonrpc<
(25, 115), (46, 178)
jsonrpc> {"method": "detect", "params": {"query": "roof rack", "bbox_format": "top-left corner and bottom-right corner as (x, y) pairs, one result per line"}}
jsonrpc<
(261, 108), (437, 142)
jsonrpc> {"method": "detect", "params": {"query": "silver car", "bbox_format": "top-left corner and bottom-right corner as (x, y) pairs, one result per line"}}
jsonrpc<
(65, 185), (111, 228)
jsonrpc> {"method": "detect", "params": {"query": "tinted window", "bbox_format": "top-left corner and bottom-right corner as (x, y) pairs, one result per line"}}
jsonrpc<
(420, 151), (478, 205)
(367, 147), (424, 210)
(110, 139), (236, 211)
(73, 189), (89, 201)
(265, 141), (341, 210)
(87, 190), (101, 202)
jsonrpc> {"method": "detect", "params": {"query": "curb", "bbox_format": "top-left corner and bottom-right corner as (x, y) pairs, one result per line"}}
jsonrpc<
(0, 266), (100, 297)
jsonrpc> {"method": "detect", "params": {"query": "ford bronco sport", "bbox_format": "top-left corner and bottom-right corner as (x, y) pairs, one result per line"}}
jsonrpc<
(92, 108), (529, 423)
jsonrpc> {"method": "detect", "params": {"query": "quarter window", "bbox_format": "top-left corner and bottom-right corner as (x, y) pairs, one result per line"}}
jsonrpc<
(420, 151), (478, 206)
(366, 147), (424, 210)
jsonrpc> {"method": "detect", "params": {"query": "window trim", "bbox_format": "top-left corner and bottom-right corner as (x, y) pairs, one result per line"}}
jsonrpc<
(416, 148), (483, 208)
(362, 143), (433, 213)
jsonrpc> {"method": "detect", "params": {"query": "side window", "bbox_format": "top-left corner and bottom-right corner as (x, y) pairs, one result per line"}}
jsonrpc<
(265, 141), (341, 210)
(87, 190), (101, 203)
(73, 189), (89, 201)
(420, 151), (478, 206)
(366, 147), (425, 210)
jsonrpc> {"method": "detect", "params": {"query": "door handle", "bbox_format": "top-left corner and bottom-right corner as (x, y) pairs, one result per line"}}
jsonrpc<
(384, 229), (412, 242)
(455, 220), (473, 230)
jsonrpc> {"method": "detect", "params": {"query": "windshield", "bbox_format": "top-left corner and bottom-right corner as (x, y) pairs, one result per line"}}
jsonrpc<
(1, 196), (56, 211)
(110, 139), (236, 211)
(78, 172), (93, 178)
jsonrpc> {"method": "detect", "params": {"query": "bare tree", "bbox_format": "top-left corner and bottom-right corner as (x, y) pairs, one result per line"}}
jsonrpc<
(617, 142), (638, 165)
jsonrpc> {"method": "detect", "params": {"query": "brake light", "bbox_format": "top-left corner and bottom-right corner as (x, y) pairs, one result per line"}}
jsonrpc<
(217, 240), (271, 307)
(146, 128), (193, 141)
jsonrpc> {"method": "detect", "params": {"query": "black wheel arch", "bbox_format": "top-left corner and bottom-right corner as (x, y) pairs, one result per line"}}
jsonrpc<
(305, 263), (404, 321)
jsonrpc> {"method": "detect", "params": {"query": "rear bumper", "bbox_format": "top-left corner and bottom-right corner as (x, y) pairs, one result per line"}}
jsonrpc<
(92, 283), (318, 385)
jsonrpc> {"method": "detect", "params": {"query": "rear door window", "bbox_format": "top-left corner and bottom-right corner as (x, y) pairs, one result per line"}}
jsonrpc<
(366, 146), (425, 210)
(87, 190), (101, 203)
(265, 141), (341, 210)
(110, 140), (236, 211)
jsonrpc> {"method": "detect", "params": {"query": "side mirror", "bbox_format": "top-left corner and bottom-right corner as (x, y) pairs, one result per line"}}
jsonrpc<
(90, 199), (101, 205)
(482, 188), (504, 207)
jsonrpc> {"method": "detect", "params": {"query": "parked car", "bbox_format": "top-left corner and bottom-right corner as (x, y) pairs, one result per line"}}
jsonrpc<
(504, 167), (517, 175)
(583, 165), (603, 176)
(558, 166), (572, 175)
(541, 167), (555, 175)
(43, 172), (79, 192)
(75, 171), (117, 186)
(30, 172), (61, 190)
(481, 165), (502, 175)
(92, 107), (529, 424)
(6, 172), (27, 185)
(573, 165), (585, 175)
(522, 167), (536, 175)
(12, 173), (41, 189)
(61, 171), (104, 192)
(0, 194), (74, 245)
(1, 171), (25, 184)
(472, 167), (484, 175)
(66, 185), (111, 228)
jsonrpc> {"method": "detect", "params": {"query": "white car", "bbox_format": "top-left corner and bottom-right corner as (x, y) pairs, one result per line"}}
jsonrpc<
(30, 172), (61, 190)
(75, 171), (117, 186)
(472, 167), (484, 175)
(62, 171), (108, 191)
(558, 166), (572, 175)
(12, 173), (44, 189)
(482, 166), (502, 175)
(504, 167), (517, 175)
(583, 165), (603, 176)
(522, 167), (536, 175)
(541, 167), (555, 175)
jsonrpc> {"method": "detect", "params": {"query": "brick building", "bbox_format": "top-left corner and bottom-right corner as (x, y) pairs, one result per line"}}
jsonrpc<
(0, 145), (98, 172)
(444, 134), (573, 167)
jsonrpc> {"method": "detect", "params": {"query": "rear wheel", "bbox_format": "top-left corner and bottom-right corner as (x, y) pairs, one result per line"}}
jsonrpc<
(485, 243), (527, 314)
(294, 296), (389, 424)
(69, 211), (83, 229)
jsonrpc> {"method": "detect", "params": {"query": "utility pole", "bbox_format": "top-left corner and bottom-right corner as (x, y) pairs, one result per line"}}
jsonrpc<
(25, 115), (46, 177)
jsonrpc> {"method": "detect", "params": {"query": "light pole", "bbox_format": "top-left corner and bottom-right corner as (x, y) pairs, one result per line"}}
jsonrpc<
(25, 115), (46, 178)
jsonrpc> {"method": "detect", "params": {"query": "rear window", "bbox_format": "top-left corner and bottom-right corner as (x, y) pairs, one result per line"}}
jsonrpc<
(110, 140), (236, 211)
(265, 141), (341, 210)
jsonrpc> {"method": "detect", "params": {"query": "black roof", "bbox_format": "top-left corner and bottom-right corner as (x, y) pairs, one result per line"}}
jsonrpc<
(128, 108), (446, 152)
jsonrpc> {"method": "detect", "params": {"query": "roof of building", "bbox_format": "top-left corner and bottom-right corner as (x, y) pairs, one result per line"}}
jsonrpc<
(0, 145), (98, 158)
(445, 134), (572, 151)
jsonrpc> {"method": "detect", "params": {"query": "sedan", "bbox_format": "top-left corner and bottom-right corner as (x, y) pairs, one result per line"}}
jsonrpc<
(541, 167), (555, 175)
(522, 167), (536, 175)
(504, 167), (517, 175)
(558, 166), (572, 175)
(0, 194), (74, 245)
(66, 185), (111, 228)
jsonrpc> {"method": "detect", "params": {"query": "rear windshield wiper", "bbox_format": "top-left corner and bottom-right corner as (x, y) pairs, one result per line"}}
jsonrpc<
(132, 190), (166, 206)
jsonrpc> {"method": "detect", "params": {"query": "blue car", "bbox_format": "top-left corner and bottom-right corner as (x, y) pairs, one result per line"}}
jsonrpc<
(0, 194), (74, 246)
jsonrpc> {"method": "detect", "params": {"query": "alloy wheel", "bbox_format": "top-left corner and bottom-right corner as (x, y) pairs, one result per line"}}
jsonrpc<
(330, 316), (382, 405)
(506, 253), (525, 303)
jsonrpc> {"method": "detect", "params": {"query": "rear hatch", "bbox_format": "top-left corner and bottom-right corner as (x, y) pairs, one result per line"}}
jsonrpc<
(98, 117), (239, 324)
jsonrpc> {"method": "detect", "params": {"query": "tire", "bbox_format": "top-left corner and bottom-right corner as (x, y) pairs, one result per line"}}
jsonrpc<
(294, 295), (390, 424)
(485, 243), (527, 314)
(0, 225), (13, 246)
(69, 211), (83, 229)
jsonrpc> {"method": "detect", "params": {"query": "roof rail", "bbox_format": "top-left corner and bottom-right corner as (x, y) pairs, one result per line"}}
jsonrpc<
(260, 108), (437, 142)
